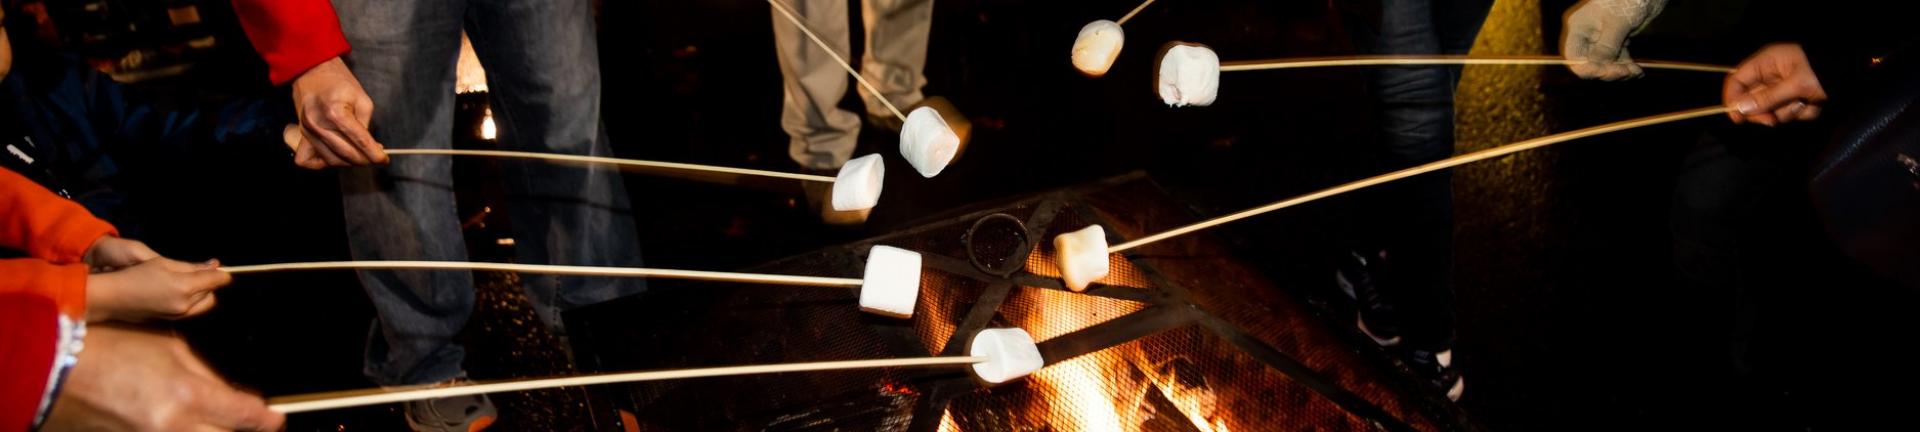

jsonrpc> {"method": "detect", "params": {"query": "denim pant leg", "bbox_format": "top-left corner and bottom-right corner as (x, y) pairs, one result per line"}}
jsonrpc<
(1351, 0), (1489, 352)
(334, 0), (471, 387)
(467, 0), (647, 333)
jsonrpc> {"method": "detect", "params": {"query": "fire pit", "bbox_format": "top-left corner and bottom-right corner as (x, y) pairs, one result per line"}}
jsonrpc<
(564, 172), (1474, 431)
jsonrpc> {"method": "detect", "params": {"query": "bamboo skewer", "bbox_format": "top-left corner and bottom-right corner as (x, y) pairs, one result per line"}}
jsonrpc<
(269, 356), (987, 413)
(1107, 106), (1733, 253)
(222, 261), (865, 288)
(1217, 54), (1734, 74)
(767, 0), (907, 122)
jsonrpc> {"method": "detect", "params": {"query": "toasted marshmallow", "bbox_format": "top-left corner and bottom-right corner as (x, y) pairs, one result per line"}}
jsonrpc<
(1053, 225), (1110, 292)
(1071, 20), (1125, 77)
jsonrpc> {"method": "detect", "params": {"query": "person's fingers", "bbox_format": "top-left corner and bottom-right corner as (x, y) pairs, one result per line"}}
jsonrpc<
(127, 241), (161, 263)
(303, 129), (350, 167)
(180, 291), (218, 318)
(1724, 60), (1767, 112)
(293, 145), (329, 170)
(1773, 101), (1807, 122)
(195, 381), (287, 432)
(1739, 78), (1816, 122)
(328, 104), (386, 164)
(304, 111), (369, 165)
(183, 267), (235, 292)
(1794, 104), (1823, 122)
(281, 124), (304, 151)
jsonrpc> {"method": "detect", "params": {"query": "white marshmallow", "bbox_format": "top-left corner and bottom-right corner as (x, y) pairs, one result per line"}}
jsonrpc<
(1156, 43), (1220, 107)
(969, 327), (1044, 384)
(898, 106), (961, 178)
(1070, 20), (1125, 77)
(830, 154), (885, 211)
(859, 245), (923, 318)
(1053, 225), (1110, 292)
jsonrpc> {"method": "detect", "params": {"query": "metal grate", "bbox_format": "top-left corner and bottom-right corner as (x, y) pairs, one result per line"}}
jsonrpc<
(567, 173), (1472, 432)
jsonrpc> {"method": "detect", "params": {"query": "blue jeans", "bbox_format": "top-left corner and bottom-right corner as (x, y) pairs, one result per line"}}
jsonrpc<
(333, 0), (645, 387)
(1347, 0), (1490, 352)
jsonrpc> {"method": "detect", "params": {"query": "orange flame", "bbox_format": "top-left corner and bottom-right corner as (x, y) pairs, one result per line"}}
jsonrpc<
(1007, 263), (1228, 432)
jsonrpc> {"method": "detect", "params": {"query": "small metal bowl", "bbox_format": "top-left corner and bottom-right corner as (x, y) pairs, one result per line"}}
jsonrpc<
(963, 213), (1031, 277)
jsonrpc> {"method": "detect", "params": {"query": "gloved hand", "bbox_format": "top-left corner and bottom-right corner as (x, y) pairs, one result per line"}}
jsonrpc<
(1562, 0), (1668, 80)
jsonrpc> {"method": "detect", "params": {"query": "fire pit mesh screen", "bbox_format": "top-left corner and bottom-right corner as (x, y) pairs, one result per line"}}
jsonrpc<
(945, 325), (1374, 432)
(565, 173), (1471, 432)
(1082, 180), (1450, 431)
(573, 277), (924, 431)
(913, 271), (989, 355)
(1001, 285), (1148, 340)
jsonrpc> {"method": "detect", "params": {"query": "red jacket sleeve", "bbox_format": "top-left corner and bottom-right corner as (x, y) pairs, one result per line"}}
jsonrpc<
(1, 168), (116, 265)
(0, 294), (60, 432)
(230, 0), (353, 85)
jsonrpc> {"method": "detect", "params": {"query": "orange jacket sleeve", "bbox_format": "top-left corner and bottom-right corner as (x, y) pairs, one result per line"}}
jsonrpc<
(230, 0), (353, 85)
(1, 168), (116, 265)
(0, 260), (89, 319)
(2, 167), (108, 318)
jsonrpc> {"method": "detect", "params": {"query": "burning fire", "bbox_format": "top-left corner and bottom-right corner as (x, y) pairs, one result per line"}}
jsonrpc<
(938, 409), (959, 432)
(989, 259), (1230, 432)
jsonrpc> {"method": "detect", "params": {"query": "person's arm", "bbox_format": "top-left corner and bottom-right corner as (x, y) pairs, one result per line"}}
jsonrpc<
(229, 0), (384, 169)
(4, 168), (232, 323)
(228, 0), (350, 86)
(0, 294), (75, 432)
(0, 167), (116, 265)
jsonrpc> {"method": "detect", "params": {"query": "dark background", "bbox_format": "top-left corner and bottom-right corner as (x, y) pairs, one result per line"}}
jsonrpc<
(51, 0), (1915, 430)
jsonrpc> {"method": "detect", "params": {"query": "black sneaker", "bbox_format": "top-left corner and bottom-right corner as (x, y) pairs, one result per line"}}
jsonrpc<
(1405, 348), (1465, 401)
(1335, 250), (1403, 347)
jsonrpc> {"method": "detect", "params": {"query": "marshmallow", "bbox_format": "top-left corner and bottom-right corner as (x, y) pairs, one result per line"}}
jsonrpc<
(830, 154), (885, 211)
(969, 327), (1044, 384)
(899, 106), (961, 178)
(859, 245), (923, 318)
(1053, 225), (1110, 292)
(1155, 42), (1220, 107)
(1070, 20), (1125, 77)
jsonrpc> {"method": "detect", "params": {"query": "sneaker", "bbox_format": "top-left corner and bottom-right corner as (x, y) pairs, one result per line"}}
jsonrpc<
(402, 377), (498, 432)
(1335, 250), (1402, 347)
(1406, 349), (1465, 402)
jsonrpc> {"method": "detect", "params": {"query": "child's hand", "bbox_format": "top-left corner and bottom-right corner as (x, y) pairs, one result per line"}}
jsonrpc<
(84, 236), (160, 272)
(85, 258), (232, 322)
